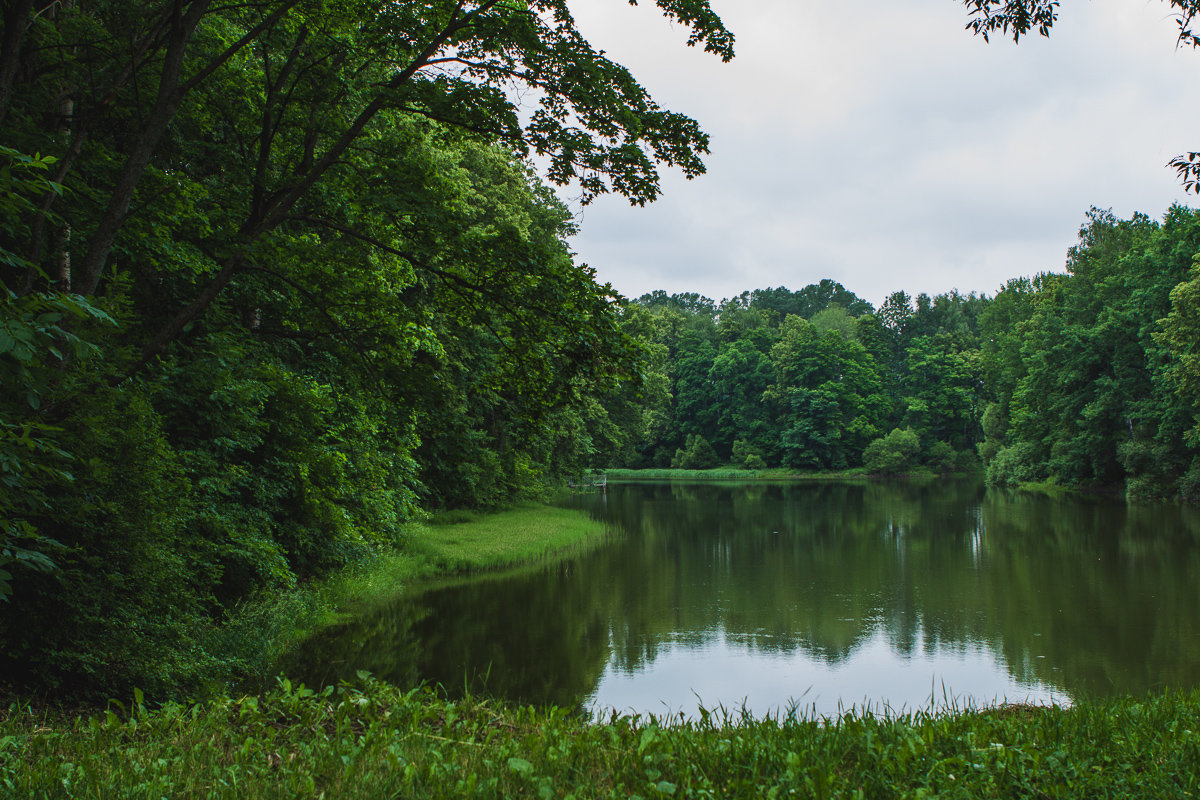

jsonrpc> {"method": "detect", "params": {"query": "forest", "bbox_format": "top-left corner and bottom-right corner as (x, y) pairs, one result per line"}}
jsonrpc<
(1, 0), (1199, 708)
(607, 205), (1200, 501)
(0, 0), (733, 700)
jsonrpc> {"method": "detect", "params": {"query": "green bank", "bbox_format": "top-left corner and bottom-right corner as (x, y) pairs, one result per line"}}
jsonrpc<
(5, 678), (1199, 799)
(210, 504), (610, 692)
(603, 467), (870, 481)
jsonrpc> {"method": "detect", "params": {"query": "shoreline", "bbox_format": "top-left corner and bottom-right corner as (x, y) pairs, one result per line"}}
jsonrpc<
(210, 504), (612, 695)
(5, 678), (1198, 798)
(6, 501), (1200, 797)
(599, 467), (972, 482)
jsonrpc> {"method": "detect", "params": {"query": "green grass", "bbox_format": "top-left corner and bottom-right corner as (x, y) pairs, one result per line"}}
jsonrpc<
(206, 505), (609, 691)
(603, 467), (871, 481)
(409, 504), (612, 572)
(5, 678), (1200, 799)
(601, 467), (986, 483)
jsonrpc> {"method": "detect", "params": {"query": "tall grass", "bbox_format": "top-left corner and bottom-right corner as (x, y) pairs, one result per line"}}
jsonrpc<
(5, 678), (1199, 799)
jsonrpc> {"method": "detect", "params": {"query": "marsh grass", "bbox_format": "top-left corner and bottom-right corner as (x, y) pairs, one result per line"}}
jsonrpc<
(5, 678), (1199, 799)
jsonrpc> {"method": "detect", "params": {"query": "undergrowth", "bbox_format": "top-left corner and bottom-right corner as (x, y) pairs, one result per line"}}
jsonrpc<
(4, 678), (1199, 799)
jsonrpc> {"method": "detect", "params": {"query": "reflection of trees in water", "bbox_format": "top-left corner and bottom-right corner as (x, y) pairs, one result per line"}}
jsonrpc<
(283, 596), (432, 690)
(592, 481), (1200, 698)
(598, 481), (983, 668)
(287, 568), (612, 709)
(290, 481), (1200, 708)
(977, 493), (1200, 695)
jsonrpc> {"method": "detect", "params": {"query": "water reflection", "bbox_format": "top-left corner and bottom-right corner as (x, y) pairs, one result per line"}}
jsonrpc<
(589, 627), (1061, 720)
(288, 480), (1200, 718)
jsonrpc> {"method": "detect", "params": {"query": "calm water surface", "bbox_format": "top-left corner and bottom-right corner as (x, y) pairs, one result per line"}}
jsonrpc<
(290, 480), (1200, 719)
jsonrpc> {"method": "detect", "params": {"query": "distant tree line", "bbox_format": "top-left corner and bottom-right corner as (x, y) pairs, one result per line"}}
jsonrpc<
(600, 206), (1200, 505)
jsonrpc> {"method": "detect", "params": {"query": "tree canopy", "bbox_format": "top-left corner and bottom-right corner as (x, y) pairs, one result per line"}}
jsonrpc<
(962, 0), (1200, 191)
(0, 0), (735, 698)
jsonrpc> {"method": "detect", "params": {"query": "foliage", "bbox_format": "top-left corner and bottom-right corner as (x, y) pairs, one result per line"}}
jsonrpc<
(731, 439), (768, 470)
(863, 428), (921, 475)
(963, 0), (1200, 191)
(984, 207), (1200, 497)
(1156, 255), (1200, 447)
(607, 205), (1199, 504)
(0, 0), (733, 699)
(612, 282), (990, 475)
(925, 440), (957, 473)
(0, 147), (117, 602)
(987, 442), (1045, 488)
(0, 289), (116, 602)
(766, 316), (888, 470)
(5, 678), (1200, 799)
(672, 434), (721, 470)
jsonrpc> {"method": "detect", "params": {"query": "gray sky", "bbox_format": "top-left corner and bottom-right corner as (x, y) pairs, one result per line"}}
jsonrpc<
(560, 0), (1200, 308)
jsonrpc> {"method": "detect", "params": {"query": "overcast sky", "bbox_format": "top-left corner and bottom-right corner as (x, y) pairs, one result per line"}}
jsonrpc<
(558, 0), (1200, 308)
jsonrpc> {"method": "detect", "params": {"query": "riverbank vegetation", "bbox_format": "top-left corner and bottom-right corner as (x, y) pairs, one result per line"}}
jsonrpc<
(5, 677), (1200, 799)
(205, 505), (610, 694)
(604, 467), (876, 481)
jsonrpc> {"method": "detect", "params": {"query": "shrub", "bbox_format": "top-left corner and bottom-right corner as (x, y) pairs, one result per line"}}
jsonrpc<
(925, 440), (956, 473)
(985, 442), (1043, 487)
(953, 447), (979, 473)
(671, 434), (720, 469)
(730, 439), (767, 470)
(1179, 458), (1200, 504)
(863, 428), (920, 474)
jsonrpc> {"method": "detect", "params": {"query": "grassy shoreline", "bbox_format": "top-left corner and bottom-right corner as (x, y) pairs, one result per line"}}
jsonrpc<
(601, 467), (873, 482)
(209, 504), (611, 692)
(597, 467), (985, 482)
(5, 677), (1199, 798)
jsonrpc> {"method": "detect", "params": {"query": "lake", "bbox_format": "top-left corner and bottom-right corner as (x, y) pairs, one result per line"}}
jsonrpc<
(290, 479), (1200, 719)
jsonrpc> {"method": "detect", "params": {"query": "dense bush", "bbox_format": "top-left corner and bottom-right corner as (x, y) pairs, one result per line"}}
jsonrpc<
(925, 440), (956, 473)
(672, 434), (721, 469)
(986, 442), (1044, 488)
(863, 428), (920, 474)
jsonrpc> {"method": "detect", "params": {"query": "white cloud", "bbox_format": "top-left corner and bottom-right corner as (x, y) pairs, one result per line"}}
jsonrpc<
(559, 0), (1200, 307)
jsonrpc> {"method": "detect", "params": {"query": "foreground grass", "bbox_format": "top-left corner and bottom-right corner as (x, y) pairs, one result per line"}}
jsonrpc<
(209, 505), (609, 690)
(4, 678), (1199, 799)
